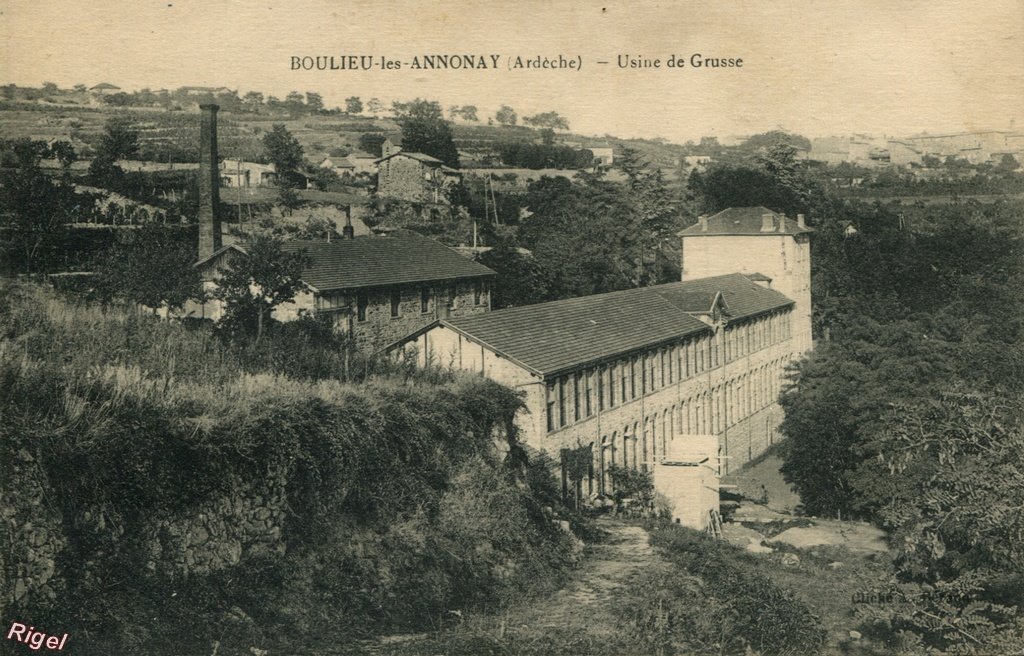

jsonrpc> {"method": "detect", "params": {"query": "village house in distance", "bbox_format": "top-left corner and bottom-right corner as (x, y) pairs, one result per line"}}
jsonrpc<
(390, 207), (813, 525)
(376, 135), (462, 204)
(188, 104), (494, 349)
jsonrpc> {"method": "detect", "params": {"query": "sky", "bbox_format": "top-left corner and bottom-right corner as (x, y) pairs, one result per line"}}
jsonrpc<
(2, 0), (1022, 143)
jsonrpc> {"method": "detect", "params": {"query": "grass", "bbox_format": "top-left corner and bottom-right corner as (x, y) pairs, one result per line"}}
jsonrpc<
(1, 280), (586, 655)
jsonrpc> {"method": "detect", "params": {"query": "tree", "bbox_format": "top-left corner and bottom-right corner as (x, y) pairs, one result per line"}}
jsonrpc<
(213, 234), (310, 341)
(263, 124), (306, 209)
(523, 111), (570, 130)
(49, 140), (77, 173)
(285, 91), (305, 113)
(478, 243), (551, 308)
(345, 96), (363, 114)
(242, 90), (264, 113)
(308, 166), (342, 192)
(448, 105), (479, 122)
(96, 223), (202, 312)
(97, 116), (140, 161)
(397, 98), (460, 168)
(358, 133), (386, 157)
(366, 97), (384, 115)
(0, 143), (86, 273)
(517, 175), (640, 299)
(617, 147), (682, 285)
(740, 130), (811, 153)
(305, 91), (324, 113)
(88, 117), (140, 186)
(495, 105), (518, 126)
(996, 153), (1019, 172)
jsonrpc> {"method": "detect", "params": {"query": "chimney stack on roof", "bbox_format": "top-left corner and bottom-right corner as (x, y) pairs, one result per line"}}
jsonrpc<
(797, 213), (806, 229)
(698, 214), (709, 232)
(760, 212), (775, 232)
(198, 104), (221, 260)
(342, 209), (355, 240)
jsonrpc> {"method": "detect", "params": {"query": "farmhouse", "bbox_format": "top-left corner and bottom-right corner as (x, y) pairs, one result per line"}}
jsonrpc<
(188, 104), (493, 348)
(376, 151), (462, 204)
(193, 229), (496, 349)
(390, 207), (812, 527)
(220, 158), (277, 187)
(89, 82), (121, 95)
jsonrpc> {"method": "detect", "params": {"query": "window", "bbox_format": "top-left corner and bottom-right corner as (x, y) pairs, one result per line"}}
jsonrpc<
(357, 293), (368, 322)
(449, 285), (458, 310)
(629, 358), (637, 400)
(420, 287), (430, 314)
(620, 361), (629, 402)
(390, 289), (401, 318)
(473, 281), (484, 305)
(609, 364), (617, 408)
(558, 377), (567, 428)
(572, 373), (581, 422)
(546, 382), (556, 432)
(585, 370), (593, 417)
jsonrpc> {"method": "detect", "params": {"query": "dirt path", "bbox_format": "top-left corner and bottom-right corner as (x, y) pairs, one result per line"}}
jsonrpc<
(506, 518), (668, 636)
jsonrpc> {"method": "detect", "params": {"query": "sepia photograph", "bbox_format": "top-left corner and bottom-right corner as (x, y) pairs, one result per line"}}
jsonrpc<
(1, 1), (1023, 654)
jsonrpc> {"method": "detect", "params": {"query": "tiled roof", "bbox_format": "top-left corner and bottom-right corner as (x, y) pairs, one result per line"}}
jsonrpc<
(678, 206), (812, 237)
(656, 274), (793, 320)
(280, 231), (494, 292)
(435, 273), (793, 376)
(375, 151), (445, 166)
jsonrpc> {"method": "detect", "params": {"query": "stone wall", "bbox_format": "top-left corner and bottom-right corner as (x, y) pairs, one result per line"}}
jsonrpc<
(1, 449), (66, 612)
(328, 280), (490, 351)
(378, 156), (448, 203)
(1, 454), (291, 617)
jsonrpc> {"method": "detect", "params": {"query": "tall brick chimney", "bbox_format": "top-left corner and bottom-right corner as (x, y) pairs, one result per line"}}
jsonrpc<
(198, 104), (221, 260)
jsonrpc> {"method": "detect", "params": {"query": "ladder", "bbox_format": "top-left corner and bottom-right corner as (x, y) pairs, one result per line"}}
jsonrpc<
(707, 508), (724, 539)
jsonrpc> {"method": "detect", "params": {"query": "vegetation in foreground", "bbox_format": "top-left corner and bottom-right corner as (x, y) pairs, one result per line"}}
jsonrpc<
(778, 198), (1024, 653)
(0, 282), (582, 655)
(377, 521), (826, 656)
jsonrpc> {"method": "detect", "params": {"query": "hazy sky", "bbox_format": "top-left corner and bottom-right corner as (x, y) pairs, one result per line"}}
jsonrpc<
(2, 0), (1022, 143)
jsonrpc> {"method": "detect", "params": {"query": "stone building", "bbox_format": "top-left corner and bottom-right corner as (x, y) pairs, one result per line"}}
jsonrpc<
(376, 151), (461, 204)
(193, 229), (495, 349)
(189, 103), (492, 349)
(220, 158), (277, 187)
(679, 207), (813, 354)
(389, 206), (813, 527)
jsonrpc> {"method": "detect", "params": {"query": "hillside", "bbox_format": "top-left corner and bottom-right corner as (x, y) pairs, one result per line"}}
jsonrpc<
(0, 97), (688, 175)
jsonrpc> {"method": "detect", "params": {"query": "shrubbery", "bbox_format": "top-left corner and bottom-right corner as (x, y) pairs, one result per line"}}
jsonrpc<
(0, 281), (579, 654)
(619, 523), (826, 656)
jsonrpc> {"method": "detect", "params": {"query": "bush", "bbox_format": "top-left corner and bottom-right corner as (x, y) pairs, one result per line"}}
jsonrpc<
(0, 281), (578, 654)
(618, 522), (826, 655)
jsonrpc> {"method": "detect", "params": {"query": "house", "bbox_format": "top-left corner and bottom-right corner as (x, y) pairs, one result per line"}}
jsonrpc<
(587, 145), (615, 166)
(349, 152), (379, 175)
(376, 151), (462, 204)
(389, 206), (813, 529)
(178, 86), (233, 96)
(904, 131), (1023, 163)
(188, 103), (490, 351)
(193, 229), (496, 349)
(381, 135), (403, 158)
(887, 140), (923, 166)
(89, 82), (121, 95)
(219, 159), (278, 187)
(319, 156), (355, 176)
